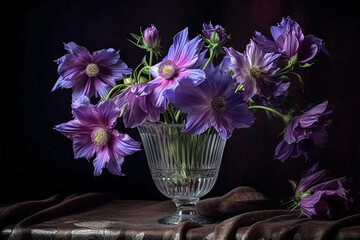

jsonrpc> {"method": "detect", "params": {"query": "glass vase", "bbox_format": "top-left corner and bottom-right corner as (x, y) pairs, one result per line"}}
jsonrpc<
(137, 123), (227, 225)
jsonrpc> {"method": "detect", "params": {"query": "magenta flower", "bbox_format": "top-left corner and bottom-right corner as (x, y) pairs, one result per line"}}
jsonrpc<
(275, 101), (332, 162)
(164, 66), (254, 139)
(113, 83), (164, 128)
(54, 99), (140, 176)
(253, 17), (328, 63)
(149, 28), (205, 109)
(226, 39), (282, 100)
(52, 42), (132, 100)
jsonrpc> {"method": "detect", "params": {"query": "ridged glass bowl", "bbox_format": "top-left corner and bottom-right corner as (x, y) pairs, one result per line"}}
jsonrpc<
(137, 123), (227, 225)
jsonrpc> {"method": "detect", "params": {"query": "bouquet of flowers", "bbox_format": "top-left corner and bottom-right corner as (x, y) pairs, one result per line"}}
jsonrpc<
(52, 17), (358, 220)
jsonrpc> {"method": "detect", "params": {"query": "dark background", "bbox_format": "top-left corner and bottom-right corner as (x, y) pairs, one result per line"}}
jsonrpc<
(2, 0), (359, 204)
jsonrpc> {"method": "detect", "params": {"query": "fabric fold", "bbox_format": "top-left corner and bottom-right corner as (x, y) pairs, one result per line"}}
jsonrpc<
(1, 187), (359, 240)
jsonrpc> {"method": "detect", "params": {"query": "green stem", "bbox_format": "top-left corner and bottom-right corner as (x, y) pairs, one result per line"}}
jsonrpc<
(248, 105), (291, 124)
(174, 110), (181, 123)
(202, 48), (214, 70)
(148, 50), (153, 81)
(163, 112), (171, 124)
(105, 84), (129, 100)
(137, 66), (151, 83)
(235, 83), (243, 93)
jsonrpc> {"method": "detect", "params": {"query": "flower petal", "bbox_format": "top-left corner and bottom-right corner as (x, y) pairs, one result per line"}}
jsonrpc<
(184, 112), (211, 135)
(92, 147), (110, 176)
(113, 132), (141, 156)
(167, 28), (189, 63)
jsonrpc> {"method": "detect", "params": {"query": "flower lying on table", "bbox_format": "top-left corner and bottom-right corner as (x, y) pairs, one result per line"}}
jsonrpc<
(287, 163), (359, 220)
(52, 17), (359, 219)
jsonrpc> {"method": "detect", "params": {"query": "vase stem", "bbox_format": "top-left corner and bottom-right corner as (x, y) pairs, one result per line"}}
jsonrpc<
(174, 197), (198, 215)
(158, 197), (212, 225)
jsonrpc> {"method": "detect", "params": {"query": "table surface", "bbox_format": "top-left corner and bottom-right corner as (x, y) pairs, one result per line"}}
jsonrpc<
(1, 187), (360, 240)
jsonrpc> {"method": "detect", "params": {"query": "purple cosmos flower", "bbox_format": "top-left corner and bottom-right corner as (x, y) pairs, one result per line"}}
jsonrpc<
(52, 42), (132, 100)
(164, 66), (254, 139)
(275, 101), (332, 162)
(143, 24), (160, 48)
(294, 163), (356, 220)
(295, 162), (331, 194)
(253, 17), (327, 63)
(149, 28), (205, 109)
(300, 187), (353, 220)
(226, 39), (282, 100)
(54, 99), (140, 176)
(113, 83), (164, 128)
(202, 22), (227, 43)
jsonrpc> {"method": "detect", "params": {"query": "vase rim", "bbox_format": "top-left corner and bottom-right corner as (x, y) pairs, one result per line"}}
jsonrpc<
(139, 123), (185, 128)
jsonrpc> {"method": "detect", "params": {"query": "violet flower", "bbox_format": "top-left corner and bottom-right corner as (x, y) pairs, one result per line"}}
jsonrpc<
(293, 163), (357, 220)
(52, 42), (132, 100)
(202, 22), (228, 43)
(54, 99), (140, 176)
(275, 101), (332, 162)
(113, 83), (164, 128)
(295, 162), (331, 194)
(226, 39), (282, 100)
(149, 28), (205, 109)
(253, 16), (327, 63)
(164, 65), (254, 139)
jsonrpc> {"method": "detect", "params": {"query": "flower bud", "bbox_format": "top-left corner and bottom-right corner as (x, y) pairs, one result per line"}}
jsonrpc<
(202, 22), (227, 43)
(123, 76), (134, 85)
(143, 24), (160, 48)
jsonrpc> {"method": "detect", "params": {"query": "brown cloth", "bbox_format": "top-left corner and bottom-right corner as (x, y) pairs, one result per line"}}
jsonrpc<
(1, 187), (360, 240)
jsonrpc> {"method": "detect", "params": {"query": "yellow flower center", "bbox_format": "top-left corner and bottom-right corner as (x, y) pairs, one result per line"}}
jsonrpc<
(163, 65), (173, 75)
(249, 66), (261, 79)
(91, 127), (109, 147)
(158, 59), (177, 80)
(86, 63), (99, 77)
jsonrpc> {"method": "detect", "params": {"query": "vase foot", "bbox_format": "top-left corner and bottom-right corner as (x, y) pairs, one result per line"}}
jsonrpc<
(158, 210), (212, 225)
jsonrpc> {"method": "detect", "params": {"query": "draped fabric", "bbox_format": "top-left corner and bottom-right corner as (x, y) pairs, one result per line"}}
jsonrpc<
(1, 187), (359, 240)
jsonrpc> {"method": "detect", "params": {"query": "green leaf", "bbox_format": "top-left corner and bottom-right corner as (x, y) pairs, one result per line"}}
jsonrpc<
(288, 54), (298, 66)
(210, 31), (220, 43)
(288, 180), (298, 193)
(139, 76), (148, 84)
(278, 74), (290, 80)
(299, 62), (316, 68)
(129, 33), (141, 42)
(142, 55), (148, 66)
(127, 39), (146, 49)
(289, 71), (305, 93)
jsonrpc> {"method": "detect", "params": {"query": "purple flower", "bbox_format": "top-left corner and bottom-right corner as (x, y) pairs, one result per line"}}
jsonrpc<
(226, 39), (282, 100)
(294, 163), (356, 220)
(143, 24), (160, 48)
(202, 22), (227, 43)
(113, 83), (164, 128)
(149, 28), (205, 109)
(52, 42), (132, 100)
(275, 101), (332, 162)
(295, 162), (331, 194)
(164, 66), (254, 139)
(253, 17), (327, 63)
(300, 188), (352, 220)
(54, 99), (140, 176)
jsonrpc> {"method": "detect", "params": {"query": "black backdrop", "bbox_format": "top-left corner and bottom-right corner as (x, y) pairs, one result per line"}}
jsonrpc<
(2, 0), (359, 204)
